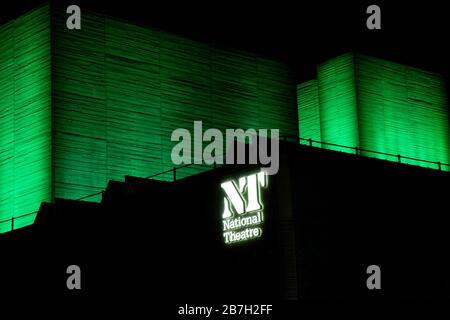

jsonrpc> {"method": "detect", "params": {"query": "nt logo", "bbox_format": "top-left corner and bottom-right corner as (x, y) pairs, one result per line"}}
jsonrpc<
(221, 171), (268, 244)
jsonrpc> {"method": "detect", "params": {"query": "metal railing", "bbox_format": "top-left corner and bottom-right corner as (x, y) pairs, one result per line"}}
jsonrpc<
(0, 211), (38, 234)
(0, 161), (222, 233)
(1, 135), (449, 233)
(282, 135), (450, 172)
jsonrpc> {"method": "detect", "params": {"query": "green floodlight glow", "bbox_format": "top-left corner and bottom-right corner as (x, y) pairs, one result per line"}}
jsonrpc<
(51, 9), (298, 203)
(356, 54), (450, 168)
(297, 80), (321, 147)
(297, 53), (450, 171)
(0, 5), (51, 232)
(317, 53), (359, 152)
(0, 5), (297, 233)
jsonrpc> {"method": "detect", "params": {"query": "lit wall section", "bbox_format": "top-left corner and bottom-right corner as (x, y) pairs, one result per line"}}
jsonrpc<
(297, 53), (450, 171)
(356, 54), (450, 168)
(0, 5), (296, 232)
(317, 53), (360, 153)
(51, 9), (298, 201)
(51, 11), (108, 202)
(1, 5), (297, 232)
(0, 5), (52, 232)
(297, 80), (321, 147)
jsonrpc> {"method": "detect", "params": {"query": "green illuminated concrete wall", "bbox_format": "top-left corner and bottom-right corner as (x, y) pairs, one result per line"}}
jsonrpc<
(0, 4), (297, 232)
(51, 9), (297, 202)
(297, 80), (321, 146)
(297, 53), (450, 170)
(0, 5), (52, 232)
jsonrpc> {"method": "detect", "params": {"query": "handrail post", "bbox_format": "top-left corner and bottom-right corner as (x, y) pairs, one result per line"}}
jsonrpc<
(355, 146), (359, 156)
(11, 217), (14, 231)
(173, 167), (176, 181)
(397, 154), (401, 163)
(438, 161), (441, 171)
(308, 138), (312, 147)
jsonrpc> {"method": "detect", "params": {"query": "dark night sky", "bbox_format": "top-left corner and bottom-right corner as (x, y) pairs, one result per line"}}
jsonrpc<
(2, 1), (449, 85)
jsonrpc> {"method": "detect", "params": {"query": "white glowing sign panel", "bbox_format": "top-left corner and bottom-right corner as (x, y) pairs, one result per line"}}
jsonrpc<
(221, 171), (268, 244)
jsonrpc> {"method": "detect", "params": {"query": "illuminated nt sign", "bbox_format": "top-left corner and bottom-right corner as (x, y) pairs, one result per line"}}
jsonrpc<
(221, 171), (268, 244)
